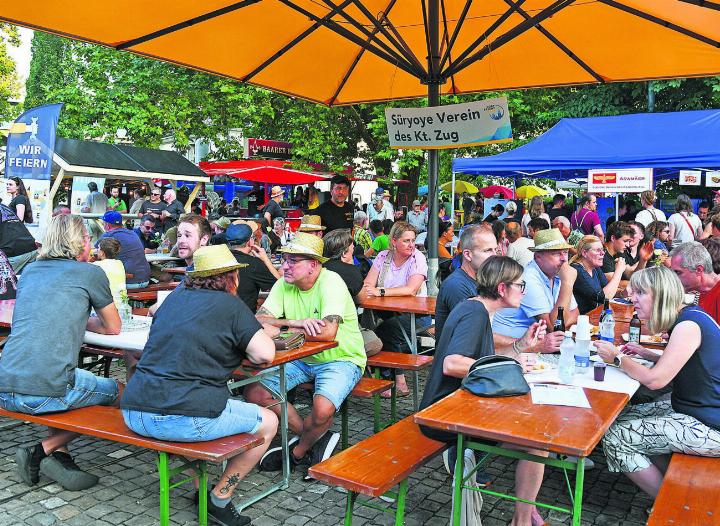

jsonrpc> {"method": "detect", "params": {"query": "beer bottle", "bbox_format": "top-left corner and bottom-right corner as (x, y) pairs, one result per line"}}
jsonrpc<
(554, 306), (565, 333)
(628, 311), (642, 344)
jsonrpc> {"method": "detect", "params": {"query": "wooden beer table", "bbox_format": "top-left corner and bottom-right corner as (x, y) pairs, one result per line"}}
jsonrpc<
(415, 388), (629, 526)
(359, 295), (436, 410)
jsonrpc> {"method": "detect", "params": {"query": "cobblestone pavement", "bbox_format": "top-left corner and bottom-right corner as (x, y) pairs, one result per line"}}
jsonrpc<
(0, 363), (652, 525)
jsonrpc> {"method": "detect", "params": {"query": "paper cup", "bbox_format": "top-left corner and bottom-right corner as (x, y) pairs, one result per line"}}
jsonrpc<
(575, 315), (592, 341)
(157, 291), (171, 307)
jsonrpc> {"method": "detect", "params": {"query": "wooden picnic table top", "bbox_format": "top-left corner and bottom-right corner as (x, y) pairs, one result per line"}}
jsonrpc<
(414, 387), (629, 458)
(0, 300), (14, 328)
(586, 304), (666, 349)
(238, 341), (338, 371)
(359, 295), (436, 315)
(163, 267), (187, 274)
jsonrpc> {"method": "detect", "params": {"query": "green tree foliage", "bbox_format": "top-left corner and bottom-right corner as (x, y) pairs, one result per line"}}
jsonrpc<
(0, 24), (21, 123)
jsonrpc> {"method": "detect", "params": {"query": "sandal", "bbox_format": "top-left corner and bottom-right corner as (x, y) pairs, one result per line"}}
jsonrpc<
(380, 387), (410, 398)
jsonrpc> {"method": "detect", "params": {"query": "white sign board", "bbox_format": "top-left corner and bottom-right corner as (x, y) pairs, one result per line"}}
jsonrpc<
(679, 170), (702, 186)
(587, 168), (653, 194)
(706, 171), (720, 188)
(385, 97), (512, 150)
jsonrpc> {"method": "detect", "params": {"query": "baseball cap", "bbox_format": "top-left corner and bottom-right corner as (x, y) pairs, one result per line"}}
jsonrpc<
(101, 211), (123, 225)
(226, 223), (253, 245)
(412, 200), (421, 206)
(375, 187), (384, 196)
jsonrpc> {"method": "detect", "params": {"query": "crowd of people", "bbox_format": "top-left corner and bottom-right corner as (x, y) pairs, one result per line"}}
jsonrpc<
(0, 177), (718, 526)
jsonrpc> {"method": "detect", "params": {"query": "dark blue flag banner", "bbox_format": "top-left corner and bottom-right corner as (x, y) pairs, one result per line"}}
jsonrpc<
(4, 103), (63, 181)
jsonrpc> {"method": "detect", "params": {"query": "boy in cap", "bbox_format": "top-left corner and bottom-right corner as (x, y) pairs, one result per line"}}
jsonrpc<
(245, 232), (366, 478)
(99, 210), (151, 289)
(226, 222), (280, 312)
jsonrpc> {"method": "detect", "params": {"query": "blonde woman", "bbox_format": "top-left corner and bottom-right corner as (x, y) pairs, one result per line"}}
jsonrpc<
(635, 190), (666, 228)
(363, 221), (429, 396)
(0, 215), (121, 491)
(521, 196), (550, 237)
(570, 235), (626, 314)
(595, 266), (720, 500)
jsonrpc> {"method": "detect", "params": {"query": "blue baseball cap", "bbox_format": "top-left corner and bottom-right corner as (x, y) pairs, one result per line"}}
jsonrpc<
(226, 223), (253, 245)
(101, 211), (123, 225)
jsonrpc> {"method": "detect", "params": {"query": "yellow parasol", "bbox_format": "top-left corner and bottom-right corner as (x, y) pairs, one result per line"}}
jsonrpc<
(515, 185), (551, 199)
(440, 180), (479, 194)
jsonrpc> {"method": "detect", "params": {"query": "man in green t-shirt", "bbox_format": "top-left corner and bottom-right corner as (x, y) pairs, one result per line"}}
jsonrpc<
(247, 232), (365, 478)
(107, 187), (127, 213)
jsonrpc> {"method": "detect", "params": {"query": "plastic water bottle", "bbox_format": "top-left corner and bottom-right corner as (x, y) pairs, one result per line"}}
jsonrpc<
(559, 331), (576, 384)
(574, 338), (591, 374)
(600, 304), (615, 342)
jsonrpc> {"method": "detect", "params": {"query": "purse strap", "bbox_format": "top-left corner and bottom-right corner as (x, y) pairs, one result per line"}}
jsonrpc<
(680, 213), (698, 240)
(376, 252), (392, 288)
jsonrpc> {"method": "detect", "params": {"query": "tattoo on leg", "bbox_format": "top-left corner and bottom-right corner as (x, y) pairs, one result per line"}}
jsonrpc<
(219, 473), (242, 494)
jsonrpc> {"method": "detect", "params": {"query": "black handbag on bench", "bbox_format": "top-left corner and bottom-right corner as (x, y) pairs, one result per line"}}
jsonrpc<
(461, 355), (530, 397)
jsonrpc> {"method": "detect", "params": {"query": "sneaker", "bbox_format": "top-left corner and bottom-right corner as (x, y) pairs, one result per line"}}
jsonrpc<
(258, 436), (300, 472)
(443, 446), (492, 487)
(303, 431), (340, 481)
(39, 452), (99, 491)
(204, 492), (250, 526)
(15, 444), (44, 486)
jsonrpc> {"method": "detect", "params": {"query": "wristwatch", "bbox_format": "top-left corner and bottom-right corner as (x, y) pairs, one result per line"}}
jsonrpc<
(380, 288), (386, 297)
(613, 354), (623, 367)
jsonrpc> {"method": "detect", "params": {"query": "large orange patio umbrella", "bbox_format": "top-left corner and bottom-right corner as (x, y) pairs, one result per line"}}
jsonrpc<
(2, 1), (719, 292)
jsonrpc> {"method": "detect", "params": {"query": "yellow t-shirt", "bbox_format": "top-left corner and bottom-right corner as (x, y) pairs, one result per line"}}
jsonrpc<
(93, 259), (127, 305)
(263, 268), (366, 371)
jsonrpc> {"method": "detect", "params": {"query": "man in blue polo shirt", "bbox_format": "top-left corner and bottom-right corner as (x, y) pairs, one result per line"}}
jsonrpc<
(493, 228), (579, 348)
(98, 211), (151, 289)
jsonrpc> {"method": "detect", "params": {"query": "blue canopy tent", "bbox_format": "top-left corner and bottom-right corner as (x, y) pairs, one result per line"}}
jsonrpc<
(453, 109), (720, 182)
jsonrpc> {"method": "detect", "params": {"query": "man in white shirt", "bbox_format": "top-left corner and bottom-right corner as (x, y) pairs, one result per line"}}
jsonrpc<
(635, 189), (666, 227)
(506, 221), (534, 267)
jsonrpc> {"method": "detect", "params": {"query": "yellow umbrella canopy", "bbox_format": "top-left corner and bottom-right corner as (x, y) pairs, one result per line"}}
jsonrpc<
(1, 2), (720, 106)
(516, 185), (551, 199)
(440, 180), (479, 194)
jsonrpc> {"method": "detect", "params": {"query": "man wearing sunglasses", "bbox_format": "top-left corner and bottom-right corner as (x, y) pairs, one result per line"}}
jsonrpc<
(493, 228), (579, 353)
(138, 186), (167, 224)
(246, 232), (366, 479)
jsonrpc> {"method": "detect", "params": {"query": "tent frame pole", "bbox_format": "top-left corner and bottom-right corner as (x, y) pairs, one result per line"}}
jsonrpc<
(450, 171), (456, 223)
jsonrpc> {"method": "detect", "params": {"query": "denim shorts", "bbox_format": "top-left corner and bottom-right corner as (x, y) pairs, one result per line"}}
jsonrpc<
(260, 360), (362, 412)
(122, 398), (263, 442)
(0, 368), (118, 415)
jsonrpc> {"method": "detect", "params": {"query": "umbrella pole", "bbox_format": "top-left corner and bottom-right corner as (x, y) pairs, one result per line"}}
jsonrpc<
(426, 0), (440, 297)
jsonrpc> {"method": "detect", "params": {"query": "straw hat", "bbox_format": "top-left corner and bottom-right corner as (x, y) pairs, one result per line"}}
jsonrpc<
(186, 245), (248, 277)
(212, 216), (231, 230)
(278, 232), (328, 263)
(298, 215), (326, 232)
(270, 185), (284, 198)
(529, 228), (574, 252)
(232, 219), (259, 233)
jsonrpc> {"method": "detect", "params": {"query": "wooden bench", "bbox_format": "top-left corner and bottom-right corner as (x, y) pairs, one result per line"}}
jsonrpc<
(0, 405), (263, 526)
(648, 453), (720, 525)
(297, 377), (394, 450)
(308, 416), (444, 525)
(366, 352), (434, 423)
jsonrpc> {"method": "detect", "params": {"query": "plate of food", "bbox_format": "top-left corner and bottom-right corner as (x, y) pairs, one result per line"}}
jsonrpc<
(526, 362), (554, 374)
(569, 324), (599, 336)
(621, 333), (667, 345)
(611, 298), (633, 305)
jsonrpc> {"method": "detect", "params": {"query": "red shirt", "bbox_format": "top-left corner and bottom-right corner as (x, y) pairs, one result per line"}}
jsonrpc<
(699, 280), (720, 324)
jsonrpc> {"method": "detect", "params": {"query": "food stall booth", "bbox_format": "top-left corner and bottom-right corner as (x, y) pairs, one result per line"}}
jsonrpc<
(199, 159), (331, 231)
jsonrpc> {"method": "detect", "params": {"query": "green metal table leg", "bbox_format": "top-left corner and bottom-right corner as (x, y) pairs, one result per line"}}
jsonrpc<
(572, 457), (585, 526)
(452, 435), (464, 526)
(344, 490), (357, 526)
(391, 384), (397, 423)
(373, 391), (381, 432)
(157, 452), (170, 526)
(198, 461), (208, 526)
(279, 364), (290, 489)
(394, 478), (408, 526)
(341, 400), (349, 450)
